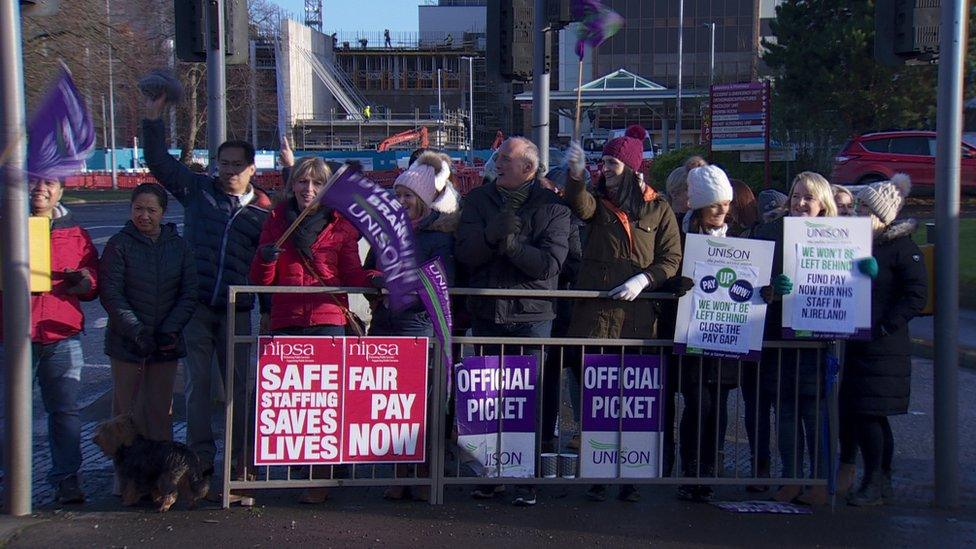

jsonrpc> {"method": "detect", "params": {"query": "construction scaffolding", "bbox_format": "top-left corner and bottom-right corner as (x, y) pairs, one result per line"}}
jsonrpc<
(294, 110), (466, 151)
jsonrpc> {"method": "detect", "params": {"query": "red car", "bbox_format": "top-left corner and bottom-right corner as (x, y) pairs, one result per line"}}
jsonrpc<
(830, 130), (976, 191)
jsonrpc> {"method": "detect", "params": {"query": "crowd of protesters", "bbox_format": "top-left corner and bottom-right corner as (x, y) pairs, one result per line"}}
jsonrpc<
(0, 96), (926, 511)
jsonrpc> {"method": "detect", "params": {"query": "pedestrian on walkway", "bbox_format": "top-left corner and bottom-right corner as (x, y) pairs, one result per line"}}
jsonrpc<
(842, 174), (927, 506)
(752, 171), (837, 505)
(561, 128), (682, 503)
(0, 177), (99, 504)
(142, 96), (272, 483)
(674, 165), (740, 503)
(455, 136), (572, 506)
(665, 165), (690, 218)
(250, 155), (379, 504)
(99, 183), (197, 446)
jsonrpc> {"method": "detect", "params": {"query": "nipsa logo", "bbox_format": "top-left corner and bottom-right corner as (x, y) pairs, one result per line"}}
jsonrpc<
(348, 341), (400, 361)
(262, 340), (314, 361)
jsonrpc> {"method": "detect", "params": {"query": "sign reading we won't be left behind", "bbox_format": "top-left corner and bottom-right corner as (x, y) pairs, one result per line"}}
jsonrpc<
(254, 336), (428, 466)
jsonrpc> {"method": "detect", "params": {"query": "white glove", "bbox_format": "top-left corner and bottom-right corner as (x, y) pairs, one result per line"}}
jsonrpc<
(565, 140), (586, 179)
(609, 273), (651, 301)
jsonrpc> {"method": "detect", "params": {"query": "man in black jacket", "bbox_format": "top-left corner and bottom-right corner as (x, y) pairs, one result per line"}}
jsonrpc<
(455, 137), (572, 506)
(142, 96), (271, 483)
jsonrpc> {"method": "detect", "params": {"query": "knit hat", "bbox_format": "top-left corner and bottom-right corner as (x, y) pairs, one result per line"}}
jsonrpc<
(856, 173), (911, 225)
(757, 189), (787, 219)
(687, 165), (733, 210)
(602, 125), (646, 173)
(394, 151), (459, 213)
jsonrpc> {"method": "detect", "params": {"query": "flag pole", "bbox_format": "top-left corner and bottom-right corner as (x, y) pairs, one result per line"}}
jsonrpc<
(274, 164), (348, 249)
(573, 58), (584, 141)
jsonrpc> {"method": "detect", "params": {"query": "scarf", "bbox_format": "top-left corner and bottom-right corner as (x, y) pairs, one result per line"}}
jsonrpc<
(597, 170), (653, 220)
(286, 198), (331, 259)
(682, 210), (728, 237)
(496, 180), (534, 212)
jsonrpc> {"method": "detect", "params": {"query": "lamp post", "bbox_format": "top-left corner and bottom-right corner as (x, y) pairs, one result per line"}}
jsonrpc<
(675, 0), (684, 149)
(703, 22), (715, 87)
(461, 56), (475, 164)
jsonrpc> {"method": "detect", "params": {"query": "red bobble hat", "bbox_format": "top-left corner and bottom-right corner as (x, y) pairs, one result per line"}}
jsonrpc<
(602, 125), (646, 173)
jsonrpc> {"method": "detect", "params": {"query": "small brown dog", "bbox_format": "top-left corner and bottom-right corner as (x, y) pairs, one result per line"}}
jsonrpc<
(93, 414), (210, 512)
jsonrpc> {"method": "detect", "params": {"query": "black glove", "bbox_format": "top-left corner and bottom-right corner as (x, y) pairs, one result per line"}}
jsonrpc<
(760, 285), (775, 304)
(370, 274), (386, 288)
(259, 244), (282, 263)
(665, 276), (695, 297)
(484, 211), (522, 245)
(131, 327), (156, 358)
(154, 332), (177, 349)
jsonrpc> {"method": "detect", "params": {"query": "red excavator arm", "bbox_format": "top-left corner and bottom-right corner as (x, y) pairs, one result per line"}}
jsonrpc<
(377, 127), (429, 152)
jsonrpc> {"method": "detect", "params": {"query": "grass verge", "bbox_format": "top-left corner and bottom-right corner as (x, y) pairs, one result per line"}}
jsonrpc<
(61, 189), (132, 204)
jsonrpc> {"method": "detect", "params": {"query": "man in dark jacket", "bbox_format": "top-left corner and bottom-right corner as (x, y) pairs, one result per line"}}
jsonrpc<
(0, 177), (99, 504)
(142, 97), (271, 479)
(455, 137), (572, 507)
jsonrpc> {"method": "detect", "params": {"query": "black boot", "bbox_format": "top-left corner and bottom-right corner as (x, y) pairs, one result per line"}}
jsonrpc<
(882, 470), (894, 499)
(848, 472), (884, 507)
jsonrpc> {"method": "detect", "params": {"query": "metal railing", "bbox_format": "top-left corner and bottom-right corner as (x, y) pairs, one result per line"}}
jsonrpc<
(222, 286), (837, 507)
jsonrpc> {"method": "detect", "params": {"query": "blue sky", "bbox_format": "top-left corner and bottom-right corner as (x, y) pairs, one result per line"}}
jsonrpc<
(274, 1), (421, 33)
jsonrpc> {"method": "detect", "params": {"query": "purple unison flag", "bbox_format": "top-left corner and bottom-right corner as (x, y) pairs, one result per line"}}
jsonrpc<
(27, 66), (95, 180)
(416, 258), (453, 370)
(319, 166), (420, 311)
(572, 0), (624, 60)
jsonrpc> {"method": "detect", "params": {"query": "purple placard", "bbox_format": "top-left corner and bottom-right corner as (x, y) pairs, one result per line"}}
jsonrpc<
(673, 343), (762, 362)
(319, 167), (419, 312)
(455, 355), (537, 435)
(580, 354), (664, 433)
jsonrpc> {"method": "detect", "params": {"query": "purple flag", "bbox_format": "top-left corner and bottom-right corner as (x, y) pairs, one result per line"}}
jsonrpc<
(27, 66), (95, 180)
(572, 0), (624, 60)
(319, 166), (419, 311)
(416, 258), (453, 373)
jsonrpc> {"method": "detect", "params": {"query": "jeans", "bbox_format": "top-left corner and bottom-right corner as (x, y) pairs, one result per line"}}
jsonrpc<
(0, 337), (85, 487)
(183, 303), (252, 471)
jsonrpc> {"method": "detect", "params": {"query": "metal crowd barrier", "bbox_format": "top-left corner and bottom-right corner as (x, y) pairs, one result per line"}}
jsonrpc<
(223, 286), (836, 507)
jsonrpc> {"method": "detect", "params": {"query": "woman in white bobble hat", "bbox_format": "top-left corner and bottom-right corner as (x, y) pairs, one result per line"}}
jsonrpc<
(839, 174), (927, 507)
(368, 151), (459, 340)
(368, 152), (459, 502)
(674, 165), (740, 503)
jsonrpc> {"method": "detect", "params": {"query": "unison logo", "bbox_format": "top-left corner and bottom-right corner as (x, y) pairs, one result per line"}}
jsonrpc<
(706, 239), (750, 260)
(804, 221), (850, 239)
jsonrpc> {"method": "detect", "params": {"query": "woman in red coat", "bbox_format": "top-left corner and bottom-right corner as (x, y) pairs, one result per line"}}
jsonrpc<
(250, 157), (378, 336)
(250, 157), (378, 504)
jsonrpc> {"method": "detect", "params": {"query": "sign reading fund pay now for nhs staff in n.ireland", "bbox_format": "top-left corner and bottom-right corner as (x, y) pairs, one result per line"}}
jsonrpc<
(580, 354), (665, 478)
(783, 217), (873, 339)
(254, 337), (428, 465)
(455, 355), (538, 478)
(674, 234), (775, 361)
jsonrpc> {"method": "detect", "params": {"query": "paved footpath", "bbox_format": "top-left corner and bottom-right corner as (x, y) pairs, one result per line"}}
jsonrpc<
(1, 357), (972, 548)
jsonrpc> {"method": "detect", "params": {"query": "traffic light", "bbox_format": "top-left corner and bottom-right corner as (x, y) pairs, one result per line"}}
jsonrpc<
(487, 0), (551, 82)
(174, 0), (249, 65)
(875, 0), (940, 66)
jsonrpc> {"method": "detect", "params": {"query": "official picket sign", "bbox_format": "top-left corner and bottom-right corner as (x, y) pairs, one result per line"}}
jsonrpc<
(455, 355), (538, 478)
(673, 234), (774, 360)
(783, 217), (872, 339)
(580, 355), (664, 478)
(254, 336), (428, 465)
